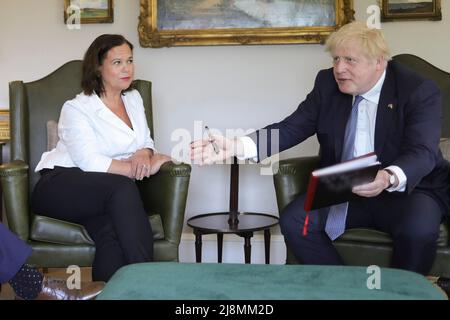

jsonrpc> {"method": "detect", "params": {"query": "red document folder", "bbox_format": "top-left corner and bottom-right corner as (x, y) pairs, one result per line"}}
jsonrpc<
(304, 153), (381, 212)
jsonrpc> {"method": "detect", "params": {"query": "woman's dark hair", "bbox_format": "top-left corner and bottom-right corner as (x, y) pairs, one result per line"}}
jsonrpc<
(81, 34), (134, 96)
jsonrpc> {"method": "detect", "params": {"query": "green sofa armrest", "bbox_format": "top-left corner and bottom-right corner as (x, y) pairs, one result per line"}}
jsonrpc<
(273, 156), (320, 212)
(137, 161), (191, 245)
(0, 160), (30, 241)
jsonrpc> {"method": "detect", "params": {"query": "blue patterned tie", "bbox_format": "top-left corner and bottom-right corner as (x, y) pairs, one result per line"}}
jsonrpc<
(325, 95), (364, 240)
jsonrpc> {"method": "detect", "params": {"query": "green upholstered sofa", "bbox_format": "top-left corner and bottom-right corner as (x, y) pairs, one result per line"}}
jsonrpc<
(1, 60), (191, 268)
(273, 54), (450, 277)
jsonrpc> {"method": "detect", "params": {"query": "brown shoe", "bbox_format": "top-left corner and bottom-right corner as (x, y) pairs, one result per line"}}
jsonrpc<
(33, 277), (105, 300)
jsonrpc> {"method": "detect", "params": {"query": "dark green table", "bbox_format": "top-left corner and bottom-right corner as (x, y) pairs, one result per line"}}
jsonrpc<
(97, 262), (446, 300)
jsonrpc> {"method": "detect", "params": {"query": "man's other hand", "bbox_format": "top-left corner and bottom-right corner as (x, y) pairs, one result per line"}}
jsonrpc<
(352, 169), (391, 197)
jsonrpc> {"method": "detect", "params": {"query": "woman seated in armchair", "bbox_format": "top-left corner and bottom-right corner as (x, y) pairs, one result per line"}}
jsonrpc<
(32, 34), (171, 282)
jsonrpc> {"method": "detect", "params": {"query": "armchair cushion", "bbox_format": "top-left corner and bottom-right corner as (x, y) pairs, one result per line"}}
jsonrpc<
(339, 225), (448, 248)
(31, 215), (94, 245)
(30, 213), (165, 246)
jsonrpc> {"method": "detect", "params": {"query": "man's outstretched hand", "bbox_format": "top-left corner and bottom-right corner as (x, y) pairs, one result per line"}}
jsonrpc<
(190, 134), (243, 165)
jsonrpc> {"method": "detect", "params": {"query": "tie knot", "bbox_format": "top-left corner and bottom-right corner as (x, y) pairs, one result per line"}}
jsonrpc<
(353, 95), (363, 107)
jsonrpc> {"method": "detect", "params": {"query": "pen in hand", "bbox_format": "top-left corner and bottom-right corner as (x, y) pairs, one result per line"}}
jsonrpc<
(205, 126), (220, 155)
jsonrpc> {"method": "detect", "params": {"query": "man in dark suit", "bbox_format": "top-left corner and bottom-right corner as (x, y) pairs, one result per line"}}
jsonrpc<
(0, 222), (104, 299)
(190, 21), (449, 275)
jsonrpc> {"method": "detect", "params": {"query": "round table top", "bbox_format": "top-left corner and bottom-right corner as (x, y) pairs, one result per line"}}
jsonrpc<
(187, 212), (279, 233)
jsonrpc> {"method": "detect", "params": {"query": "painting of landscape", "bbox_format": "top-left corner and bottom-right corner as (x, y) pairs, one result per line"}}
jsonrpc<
(139, 0), (354, 47)
(157, 0), (336, 30)
(65, 0), (113, 23)
(387, 0), (433, 14)
(381, 0), (441, 21)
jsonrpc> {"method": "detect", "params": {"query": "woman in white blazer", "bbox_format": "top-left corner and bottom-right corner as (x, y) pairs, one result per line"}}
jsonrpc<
(31, 34), (170, 282)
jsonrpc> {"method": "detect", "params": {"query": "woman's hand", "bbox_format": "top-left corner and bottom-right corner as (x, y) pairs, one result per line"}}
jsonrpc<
(148, 153), (172, 175)
(126, 148), (154, 180)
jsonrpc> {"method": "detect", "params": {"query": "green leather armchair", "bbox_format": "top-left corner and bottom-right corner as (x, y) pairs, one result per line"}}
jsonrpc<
(273, 54), (450, 277)
(1, 60), (191, 268)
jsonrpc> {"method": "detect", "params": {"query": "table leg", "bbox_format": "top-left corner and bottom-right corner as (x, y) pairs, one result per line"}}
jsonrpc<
(194, 230), (202, 263)
(243, 232), (253, 264)
(264, 229), (271, 264)
(217, 233), (223, 263)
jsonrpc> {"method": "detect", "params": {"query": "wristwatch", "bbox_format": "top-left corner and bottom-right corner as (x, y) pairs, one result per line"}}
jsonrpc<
(384, 169), (396, 188)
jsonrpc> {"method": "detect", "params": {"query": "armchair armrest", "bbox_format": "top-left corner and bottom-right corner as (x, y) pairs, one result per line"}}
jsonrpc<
(137, 161), (191, 245)
(273, 156), (320, 212)
(0, 160), (30, 241)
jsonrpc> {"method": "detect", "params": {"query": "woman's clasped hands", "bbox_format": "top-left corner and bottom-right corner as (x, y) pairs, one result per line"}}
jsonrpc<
(125, 148), (171, 180)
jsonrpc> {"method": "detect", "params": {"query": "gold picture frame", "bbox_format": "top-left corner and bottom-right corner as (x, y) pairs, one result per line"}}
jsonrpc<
(138, 0), (354, 48)
(380, 0), (442, 22)
(0, 110), (10, 141)
(64, 0), (114, 24)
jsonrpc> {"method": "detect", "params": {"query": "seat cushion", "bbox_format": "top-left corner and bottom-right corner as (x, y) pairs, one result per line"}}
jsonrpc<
(31, 213), (165, 245)
(31, 215), (94, 245)
(339, 223), (448, 248)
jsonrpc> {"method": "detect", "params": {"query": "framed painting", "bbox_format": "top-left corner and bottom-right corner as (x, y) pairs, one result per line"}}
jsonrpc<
(138, 0), (355, 48)
(64, 0), (114, 24)
(0, 110), (9, 141)
(381, 0), (442, 22)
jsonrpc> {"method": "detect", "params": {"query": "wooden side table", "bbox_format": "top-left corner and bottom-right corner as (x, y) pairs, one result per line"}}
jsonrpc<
(187, 157), (279, 264)
(187, 212), (278, 264)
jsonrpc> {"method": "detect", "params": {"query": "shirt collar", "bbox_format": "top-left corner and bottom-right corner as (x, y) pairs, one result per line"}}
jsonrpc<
(360, 69), (386, 105)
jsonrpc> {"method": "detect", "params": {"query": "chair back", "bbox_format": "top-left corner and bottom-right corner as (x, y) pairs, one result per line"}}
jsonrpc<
(9, 60), (154, 192)
(393, 54), (450, 138)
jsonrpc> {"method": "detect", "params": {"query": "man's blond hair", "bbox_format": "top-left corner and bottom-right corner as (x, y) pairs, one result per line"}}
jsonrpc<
(325, 21), (391, 61)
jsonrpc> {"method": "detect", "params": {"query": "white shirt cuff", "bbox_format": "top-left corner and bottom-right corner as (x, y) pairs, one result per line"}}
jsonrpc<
(237, 136), (258, 161)
(144, 139), (156, 153)
(385, 165), (407, 192)
(146, 146), (157, 154)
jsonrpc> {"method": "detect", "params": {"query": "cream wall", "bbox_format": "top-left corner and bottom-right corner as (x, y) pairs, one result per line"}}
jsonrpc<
(1, 1), (449, 260)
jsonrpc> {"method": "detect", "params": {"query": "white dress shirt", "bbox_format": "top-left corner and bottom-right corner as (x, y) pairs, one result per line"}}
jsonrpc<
(239, 70), (407, 192)
(35, 89), (155, 173)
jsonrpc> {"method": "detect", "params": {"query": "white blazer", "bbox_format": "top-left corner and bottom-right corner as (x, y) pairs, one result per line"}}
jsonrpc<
(35, 89), (155, 172)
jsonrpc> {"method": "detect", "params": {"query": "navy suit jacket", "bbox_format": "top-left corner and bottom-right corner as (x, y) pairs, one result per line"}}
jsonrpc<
(251, 60), (449, 215)
(0, 223), (32, 283)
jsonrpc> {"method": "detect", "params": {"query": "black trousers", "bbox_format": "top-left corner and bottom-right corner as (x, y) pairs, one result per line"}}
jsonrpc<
(279, 191), (444, 275)
(31, 167), (153, 282)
